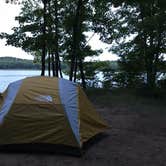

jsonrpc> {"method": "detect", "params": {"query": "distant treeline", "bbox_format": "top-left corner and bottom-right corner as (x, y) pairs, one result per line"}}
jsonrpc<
(0, 57), (41, 69)
(0, 57), (117, 71)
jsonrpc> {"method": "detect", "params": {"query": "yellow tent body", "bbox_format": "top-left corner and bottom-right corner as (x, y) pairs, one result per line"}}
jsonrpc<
(0, 76), (108, 154)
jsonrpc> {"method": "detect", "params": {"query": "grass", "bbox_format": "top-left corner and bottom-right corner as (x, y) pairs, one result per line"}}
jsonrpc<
(86, 88), (166, 116)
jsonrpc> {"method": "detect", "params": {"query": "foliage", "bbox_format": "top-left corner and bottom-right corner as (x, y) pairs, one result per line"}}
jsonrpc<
(1, 0), (102, 88)
(93, 0), (166, 89)
(82, 61), (117, 88)
(0, 57), (40, 69)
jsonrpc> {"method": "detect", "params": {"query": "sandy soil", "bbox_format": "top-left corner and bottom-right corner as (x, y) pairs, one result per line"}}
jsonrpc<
(0, 103), (166, 166)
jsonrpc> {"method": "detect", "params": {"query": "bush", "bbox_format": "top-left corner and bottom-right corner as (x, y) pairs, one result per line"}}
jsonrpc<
(157, 79), (166, 88)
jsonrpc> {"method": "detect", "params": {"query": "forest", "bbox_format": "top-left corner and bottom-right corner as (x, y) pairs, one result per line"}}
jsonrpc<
(0, 0), (166, 92)
(0, 57), (41, 69)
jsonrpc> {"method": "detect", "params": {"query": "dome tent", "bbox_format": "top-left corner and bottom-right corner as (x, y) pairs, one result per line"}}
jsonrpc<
(0, 76), (108, 155)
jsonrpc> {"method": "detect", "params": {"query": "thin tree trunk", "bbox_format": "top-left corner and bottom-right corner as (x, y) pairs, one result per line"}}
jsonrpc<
(147, 35), (156, 89)
(55, 52), (59, 77)
(140, 4), (156, 89)
(154, 30), (161, 77)
(69, 0), (83, 81)
(74, 57), (78, 82)
(48, 0), (54, 77)
(78, 58), (86, 89)
(147, 3), (156, 89)
(54, 0), (59, 77)
(48, 53), (51, 76)
(41, 0), (47, 76)
(51, 54), (56, 76)
(58, 56), (63, 78)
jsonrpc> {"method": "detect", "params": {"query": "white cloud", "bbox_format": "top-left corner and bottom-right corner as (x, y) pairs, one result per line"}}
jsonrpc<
(0, 1), (118, 61)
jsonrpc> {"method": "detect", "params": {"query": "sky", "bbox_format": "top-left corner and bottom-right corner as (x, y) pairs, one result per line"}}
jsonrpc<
(0, 1), (118, 61)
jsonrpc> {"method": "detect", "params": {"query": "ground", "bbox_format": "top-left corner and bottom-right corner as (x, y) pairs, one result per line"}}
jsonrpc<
(0, 88), (166, 166)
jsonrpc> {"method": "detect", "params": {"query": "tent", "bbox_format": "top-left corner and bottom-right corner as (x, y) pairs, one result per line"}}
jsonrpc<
(0, 76), (108, 154)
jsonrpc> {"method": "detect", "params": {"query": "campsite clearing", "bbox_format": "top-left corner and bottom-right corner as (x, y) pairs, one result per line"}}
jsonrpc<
(0, 88), (166, 166)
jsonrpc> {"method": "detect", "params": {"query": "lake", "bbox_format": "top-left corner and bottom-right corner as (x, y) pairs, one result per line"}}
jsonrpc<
(0, 70), (42, 93)
(0, 69), (103, 93)
(0, 70), (70, 92)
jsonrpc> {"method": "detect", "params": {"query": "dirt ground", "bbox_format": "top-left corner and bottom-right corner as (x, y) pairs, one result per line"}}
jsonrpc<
(0, 90), (166, 166)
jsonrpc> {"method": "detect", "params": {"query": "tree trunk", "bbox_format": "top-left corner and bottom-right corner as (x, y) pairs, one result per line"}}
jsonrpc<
(140, 4), (156, 89)
(146, 63), (156, 89)
(48, 53), (51, 76)
(69, 0), (83, 81)
(154, 30), (162, 78)
(79, 58), (86, 89)
(146, 31), (156, 89)
(74, 57), (78, 82)
(58, 56), (63, 78)
(51, 54), (56, 76)
(54, 0), (59, 77)
(41, 0), (47, 76)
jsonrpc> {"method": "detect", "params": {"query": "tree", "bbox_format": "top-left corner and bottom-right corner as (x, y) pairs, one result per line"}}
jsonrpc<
(5, 0), (21, 4)
(1, 0), (46, 74)
(60, 0), (101, 88)
(93, 0), (166, 89)
(2, 0), (99, 85)
(1, 0), (64, 76)
(40, 0), (47, 76)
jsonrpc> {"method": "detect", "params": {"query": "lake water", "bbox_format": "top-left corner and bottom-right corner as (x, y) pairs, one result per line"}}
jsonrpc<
(0, 70), (42, 93)
(0, 69), (105, 92)
(0, 70), (70, 92)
